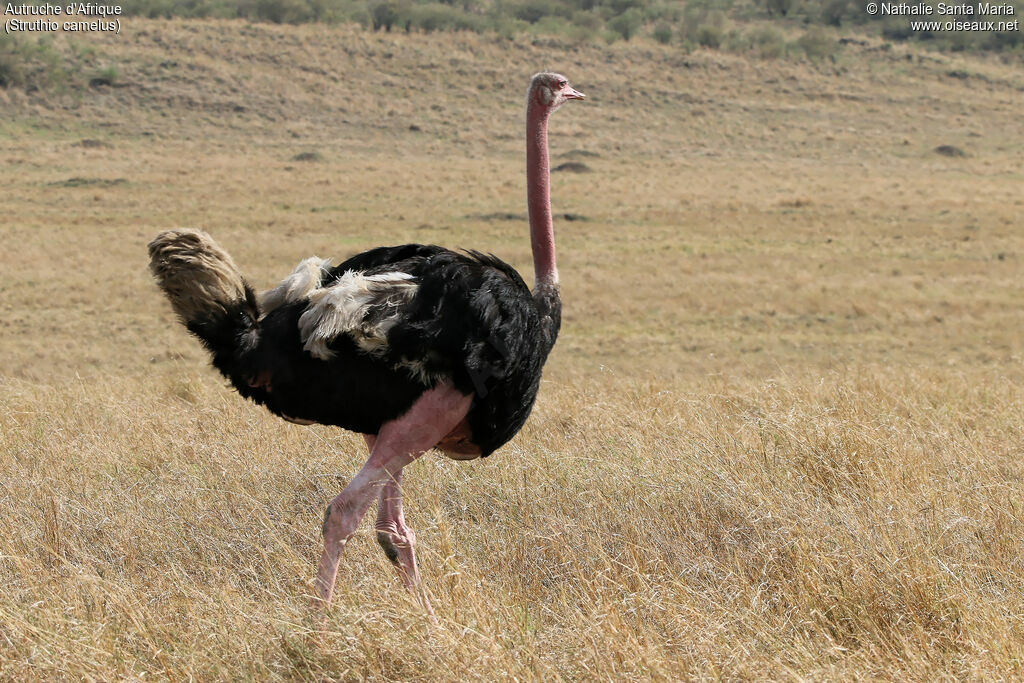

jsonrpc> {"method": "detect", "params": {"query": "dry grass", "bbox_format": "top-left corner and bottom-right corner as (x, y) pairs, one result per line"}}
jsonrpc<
(2, 19), (1024, 679)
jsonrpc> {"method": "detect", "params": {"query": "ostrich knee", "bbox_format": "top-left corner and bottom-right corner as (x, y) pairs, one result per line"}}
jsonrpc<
(376, 526), (415, 566)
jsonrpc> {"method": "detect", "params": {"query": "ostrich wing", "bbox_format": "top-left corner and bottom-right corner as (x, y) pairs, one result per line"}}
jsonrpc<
(299, 270), (419, 360)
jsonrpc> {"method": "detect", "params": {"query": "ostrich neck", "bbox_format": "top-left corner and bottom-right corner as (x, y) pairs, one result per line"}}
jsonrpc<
(526, 100), (557, 289)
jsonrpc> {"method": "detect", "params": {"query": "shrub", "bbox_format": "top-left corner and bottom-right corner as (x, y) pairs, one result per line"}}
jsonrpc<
(987, 28), (1024, 50)
(533, 15), (569, 35)
(407, 2), (483, 32)
(0, 46), (24, 89)
(652, 20), (672, 44)
(608, 8), (642, 40)
(796, 27), (837, 60)
(881, 19), (913, 41)
(564, 22), (600, 43)
(606, 0), (644, 12)
(696, 24), (722, 49)
(644, 1), (681, 23)
(747, 26), (786, 58)
(0, 36), (68, 91)
(680, 4), (725, 46)
(371, 1), (402, 30)
(88, 65), (120, 86)
(821, 0), (855, 27)
(765, 0), (794, 16)
(570, 9), (601, 30)
(251, 0), (315, 23)
(492, 15), (530, 39)
(508, 0), (571, 24)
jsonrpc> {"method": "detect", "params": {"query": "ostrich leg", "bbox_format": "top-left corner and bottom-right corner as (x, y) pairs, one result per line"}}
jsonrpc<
(313, 383), (472, 608)
(359, 434), (433, 613)
(375, 470), (434, 614)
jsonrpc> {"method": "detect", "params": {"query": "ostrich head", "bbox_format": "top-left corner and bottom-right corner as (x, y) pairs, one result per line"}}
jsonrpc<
(529, 72), (586, 111)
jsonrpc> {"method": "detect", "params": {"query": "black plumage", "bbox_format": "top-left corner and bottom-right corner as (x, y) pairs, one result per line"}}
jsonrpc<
(170, 242), (560, 458)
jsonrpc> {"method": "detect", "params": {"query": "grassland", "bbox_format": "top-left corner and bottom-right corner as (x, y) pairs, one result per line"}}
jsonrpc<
(2, 18), (1024, 679)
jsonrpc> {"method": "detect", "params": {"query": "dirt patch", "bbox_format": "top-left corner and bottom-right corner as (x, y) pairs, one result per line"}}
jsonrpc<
(552, 162), (592, 173)
(469, 211), (587, 222)
(470, 212), (526, 221)
(934, 145), (966, 157)
(49, 177), (126, 187)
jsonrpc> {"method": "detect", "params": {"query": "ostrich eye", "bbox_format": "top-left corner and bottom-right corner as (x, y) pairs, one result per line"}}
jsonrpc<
(557, 79), (567, 88)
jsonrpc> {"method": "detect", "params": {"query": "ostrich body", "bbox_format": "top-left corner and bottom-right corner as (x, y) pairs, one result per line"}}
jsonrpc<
(148, 73), (585, 610)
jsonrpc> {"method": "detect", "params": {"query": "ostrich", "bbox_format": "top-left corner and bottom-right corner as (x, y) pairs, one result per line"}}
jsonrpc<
(147, 73), (585, 611)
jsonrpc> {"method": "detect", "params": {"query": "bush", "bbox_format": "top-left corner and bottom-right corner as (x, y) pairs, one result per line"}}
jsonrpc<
(764, 0), (794, 16)
(565, 22), (600, 43)
(492, 15), (529, 39)
(0, 36), (68, 91)
(609, 0), (646, 11)
(821, 0), (855, 27)
(796, 27), (837, 60)
(570, 9), (601, 30)
(508, 0), (571, 24)
(607, 8), (642, 40)
(251, 0), (316, 23)
(747, 26), (786, 58)
(644, 1), (681, 23)
(371, 1), (403, 30)
(680, 4), (725, 46)
(0, 48), (24, 89)
(407, 2), (483, 32)
(696, 24), (722, 49)
(652, 21), (672, 44)
(987, 28), (1024, 50)
(88, 65), (120, 86)
(880, 18), (913, 41)
(532, 15), (568, 35)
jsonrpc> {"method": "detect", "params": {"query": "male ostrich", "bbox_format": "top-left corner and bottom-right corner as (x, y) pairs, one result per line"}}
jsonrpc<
(148, 73), (585, 611)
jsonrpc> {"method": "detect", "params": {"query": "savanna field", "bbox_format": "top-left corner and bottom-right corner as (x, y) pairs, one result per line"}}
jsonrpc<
(2, 16), (1024, 679)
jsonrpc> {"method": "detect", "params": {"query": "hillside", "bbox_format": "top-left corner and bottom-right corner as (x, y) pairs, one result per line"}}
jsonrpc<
(1, 18), (1024, 679)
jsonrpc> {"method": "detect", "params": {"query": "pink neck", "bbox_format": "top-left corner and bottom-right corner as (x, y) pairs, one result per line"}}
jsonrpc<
(526, 99), (557, 288)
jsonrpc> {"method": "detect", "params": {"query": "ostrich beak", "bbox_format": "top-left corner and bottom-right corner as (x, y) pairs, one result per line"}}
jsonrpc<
(564, 87), (586, 100)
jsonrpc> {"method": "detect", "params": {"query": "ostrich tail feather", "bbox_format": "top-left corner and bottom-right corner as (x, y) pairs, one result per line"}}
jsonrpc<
(148, 229), (253, 322)
(148, 229), (260, 355)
